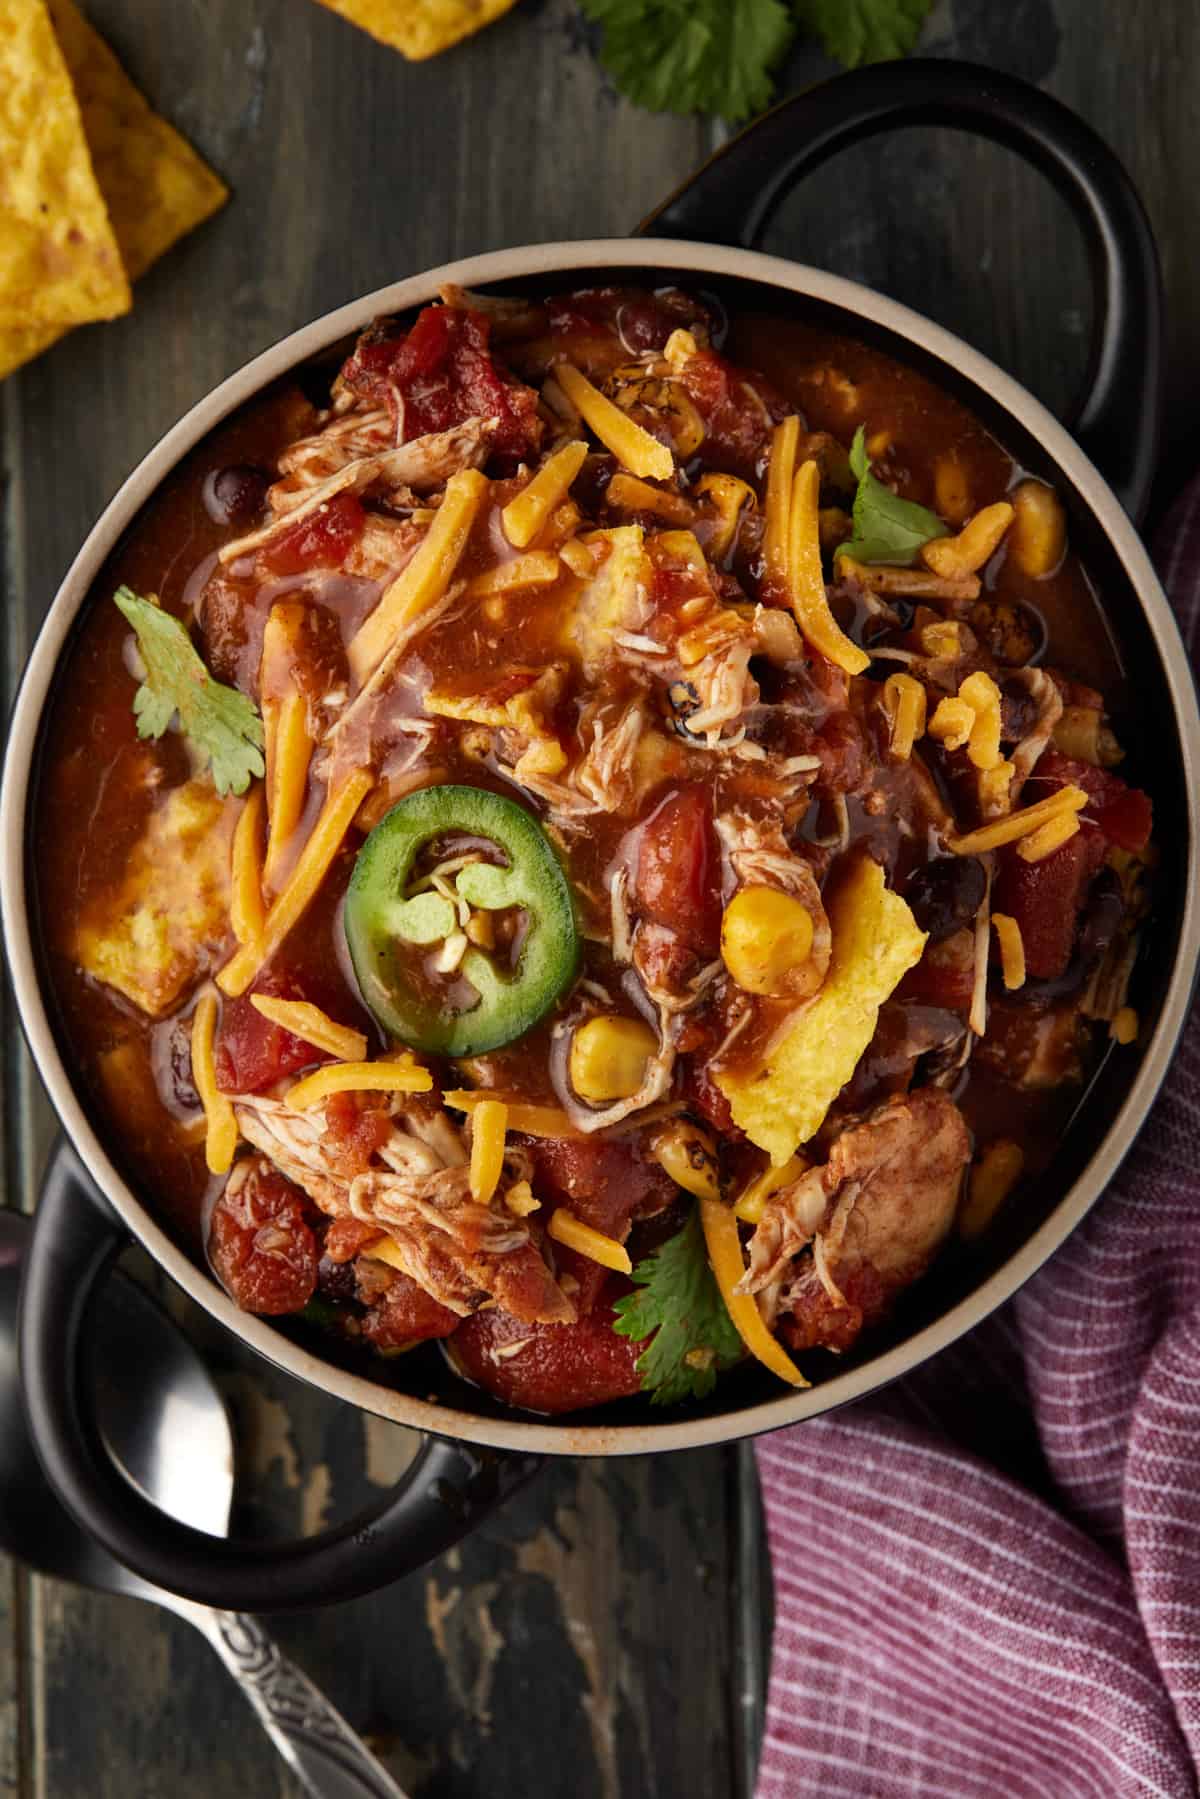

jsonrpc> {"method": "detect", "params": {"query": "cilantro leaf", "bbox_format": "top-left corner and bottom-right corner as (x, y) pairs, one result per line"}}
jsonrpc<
(579, 0), (795, 123)
(612, 1209), (743, 1405)
(792, 0), (934, 69)
(113, 586), (265, 797)
(835, 424), (947, 566)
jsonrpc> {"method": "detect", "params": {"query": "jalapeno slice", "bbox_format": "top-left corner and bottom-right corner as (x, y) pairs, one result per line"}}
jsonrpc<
(344, 784), (580, 1057)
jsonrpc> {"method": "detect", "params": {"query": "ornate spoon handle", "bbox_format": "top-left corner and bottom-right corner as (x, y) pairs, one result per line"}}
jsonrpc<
(193, 1609), (410, 1799)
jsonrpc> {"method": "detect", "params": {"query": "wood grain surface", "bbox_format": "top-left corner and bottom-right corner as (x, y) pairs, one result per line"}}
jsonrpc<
(0, 1), (1196, 1793)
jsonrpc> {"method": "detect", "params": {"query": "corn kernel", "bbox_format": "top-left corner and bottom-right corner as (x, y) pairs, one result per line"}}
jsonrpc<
(695, 472), (755, 561)
(721, 886), (815, 998)
(733, 1155), (808, 1224)
(504, 1180), (541, 1217)
(1111, 1006), (1139, 1045)
(569, 1015), (658, 1104)
(934, 454), (972, 525)
(959, 1140), (1024, 1239)
(1010, 480), (1066, 578)
(919, 619), (961, 659)
(650, 1120), (721, 1202)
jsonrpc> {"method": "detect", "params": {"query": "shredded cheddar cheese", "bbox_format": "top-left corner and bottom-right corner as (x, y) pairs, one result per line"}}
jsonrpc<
(882, 673), (926, 762)
(248, 995), (368, 1062)
(263, 691), (312, 890)
(699, 1198), (809, 1388)
(1016, 812), (1082, 862)
(349, 468), (488, 683)
(733, 1155), (809, 1225)
(218, 769), (374, 996)
(787, 459), (870, 676)
(547, 1207), (632, 1274)
(230, 786), (266, 945)
(946, 784), (1088, 856)
(979, 760), (1015, 814)
(554, 364), (674, 482)
(606, 472), (694, 525)
(559, 537), (596, 578)
(286, 1057), (432, 1108)
(958, 671), (1004, 771)
(927, 696), (976, 752)
(502, 440), (588, 548)
(466, 553), (561, 598)
(991, 912), (1026, 991)
(442, 1089), (583, 1138)
(763, 417), (800, 587)
(468, 1097), (508, 1205)
(921, 501), (1014, 578)
(191, 992), (237, 1174)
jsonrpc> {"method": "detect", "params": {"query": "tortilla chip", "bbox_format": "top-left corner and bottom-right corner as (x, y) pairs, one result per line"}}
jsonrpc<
(311, 0), (520, 62)
(0, 0), (228, 380)
(0, 0), (129, 329)
(48, 0), (227, 279)
(715, 858), (927, 1165)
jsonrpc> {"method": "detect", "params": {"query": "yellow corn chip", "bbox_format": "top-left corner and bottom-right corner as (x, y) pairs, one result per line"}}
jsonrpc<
(715, 858), (927, 1165)
(311, 0), (520, 62)
(0, 0), (129, 330)
(0, 0), (228, 379)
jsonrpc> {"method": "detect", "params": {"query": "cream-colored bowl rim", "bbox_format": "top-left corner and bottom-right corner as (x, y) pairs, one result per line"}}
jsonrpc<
(4, 238), (1198, 1458)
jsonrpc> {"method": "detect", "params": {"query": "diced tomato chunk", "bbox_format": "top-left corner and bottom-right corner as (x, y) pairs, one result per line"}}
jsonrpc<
(450, 1286), (644, 1413)
(361, 1268), (459, 1349)
(323, 1091), (393, 1175)
(1035, 750), (1153, 853)
(259, 493), (365, 576)
(677, 348), (784, 476)
(525, 1135), (676, 1313)
(995, 750), (1150, 980)
(993, 829), (1107, 980)
(339, 305), (541, 459)
(634, 785), (721, 956)
(898, 929), (976, 1011)
(209, 1160), (318, 1315)
(215, 967), (332, 1094)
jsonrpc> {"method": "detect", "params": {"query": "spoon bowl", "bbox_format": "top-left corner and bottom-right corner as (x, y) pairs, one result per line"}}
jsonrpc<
(0, 1206), (407, 1798)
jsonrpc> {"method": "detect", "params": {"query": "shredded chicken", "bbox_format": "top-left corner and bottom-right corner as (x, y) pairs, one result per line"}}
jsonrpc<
(233, 1094), (572, 1323)
(348, 1168), (573, 1322)
(738, 1088), (971, 1302)
(270, 417), (494, 515)
(1003, 667), (1064, 810)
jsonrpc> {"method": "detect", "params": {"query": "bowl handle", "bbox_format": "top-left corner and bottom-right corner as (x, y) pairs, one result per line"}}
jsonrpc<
(638, 60), (1163, 524)
(19, 1139), (542, 1612)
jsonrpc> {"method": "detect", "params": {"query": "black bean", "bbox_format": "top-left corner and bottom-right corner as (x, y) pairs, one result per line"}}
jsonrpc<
(316, 1254), (359, 1303)
(905, 856), (987, 943)
(203, 463), (269, 528)
(1077, 868), (1125, 968)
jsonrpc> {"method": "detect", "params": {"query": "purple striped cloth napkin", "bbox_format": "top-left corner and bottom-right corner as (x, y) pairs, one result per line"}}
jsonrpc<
(754, 475), (1200, 1799)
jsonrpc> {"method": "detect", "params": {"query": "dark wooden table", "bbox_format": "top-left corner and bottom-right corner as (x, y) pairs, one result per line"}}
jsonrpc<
(1, 2), (1196, 1793)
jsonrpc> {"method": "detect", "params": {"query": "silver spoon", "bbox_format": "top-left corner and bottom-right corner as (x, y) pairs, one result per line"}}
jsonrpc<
(0, 1209), (409, 1799)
